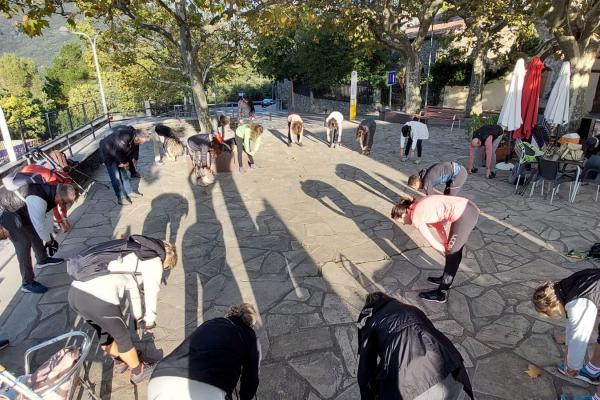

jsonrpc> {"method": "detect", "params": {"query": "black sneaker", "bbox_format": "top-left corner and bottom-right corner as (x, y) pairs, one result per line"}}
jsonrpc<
(298, 142), (303, 147)
(427, 276), (443, 285)
(287, 142), (292, 147)
(36, 257), (64, 269)
(419, 289), (448, 303)
(488, 171), (497, 179)
(130, 362), (156, 385)
(470, 168), (478, 173)
(118, 196), (133, 206)
(0, 339), (9, 351)
(21, 281), (49, 294)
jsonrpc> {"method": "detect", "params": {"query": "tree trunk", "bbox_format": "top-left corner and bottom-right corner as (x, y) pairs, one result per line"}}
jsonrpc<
(175, 0), (212, 131)
(465, 45), (487, 116)
(404, 53), (422, 114)
(568, 49), (596, 129)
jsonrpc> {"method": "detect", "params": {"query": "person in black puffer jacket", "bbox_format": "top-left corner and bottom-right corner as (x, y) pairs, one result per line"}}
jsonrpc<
(148, 303), (260, 400)
(357, 292), (473, 400)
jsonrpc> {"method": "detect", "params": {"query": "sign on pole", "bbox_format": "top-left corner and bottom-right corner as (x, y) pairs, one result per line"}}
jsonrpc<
(387, 71), (397, 86)
(0, 106), (16, 162)
(386, 71), (396, 108)
(350, 70), (358, 121)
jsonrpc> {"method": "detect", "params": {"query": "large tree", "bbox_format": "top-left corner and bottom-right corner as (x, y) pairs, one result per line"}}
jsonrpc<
(452, 0), (530, 116)
(1, 0), (250, 130)
(534, 0), (600, 125)
(363, 0), (444, 113)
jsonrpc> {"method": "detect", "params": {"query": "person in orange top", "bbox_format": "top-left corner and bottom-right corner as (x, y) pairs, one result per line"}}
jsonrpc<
(391, 195), (479, 303)
(20, 164), (73, 233)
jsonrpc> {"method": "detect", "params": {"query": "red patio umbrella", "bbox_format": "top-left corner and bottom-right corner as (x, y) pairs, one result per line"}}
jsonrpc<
(513, 57), (545, 140)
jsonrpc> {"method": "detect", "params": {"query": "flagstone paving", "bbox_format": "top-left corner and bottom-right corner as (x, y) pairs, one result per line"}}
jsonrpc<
(1, 110), (600, 399)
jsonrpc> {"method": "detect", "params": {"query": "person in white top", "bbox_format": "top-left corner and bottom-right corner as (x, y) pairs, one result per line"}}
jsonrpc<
(287, 114), (304, 147)
(400, 120), (429, 163)
(325, 111), (344, 148)
(67, 240), (177, 385)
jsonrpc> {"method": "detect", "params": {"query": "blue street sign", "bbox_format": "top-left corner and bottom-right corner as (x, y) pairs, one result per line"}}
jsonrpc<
(387, 71), (397, 86)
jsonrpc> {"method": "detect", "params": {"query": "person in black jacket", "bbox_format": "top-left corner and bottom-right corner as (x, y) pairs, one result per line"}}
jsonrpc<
(0, 183), (77, 293)
(148, 303), (261, 400)
(356, 118), (377, 155)
(357, 292), (473, 400)
(99, 125), (149, 205)
(533, 270), (600, 395)
(467, 124), (504, 179)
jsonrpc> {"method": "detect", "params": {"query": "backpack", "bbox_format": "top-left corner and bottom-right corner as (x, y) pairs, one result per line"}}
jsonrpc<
(2, 170), (45, 191)
(67, 235), (165, 281)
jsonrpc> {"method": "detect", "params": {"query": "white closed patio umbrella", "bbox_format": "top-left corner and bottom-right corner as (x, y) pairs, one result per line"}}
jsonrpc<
(544, 61), (570, 127)
(497, 58), (526, 169)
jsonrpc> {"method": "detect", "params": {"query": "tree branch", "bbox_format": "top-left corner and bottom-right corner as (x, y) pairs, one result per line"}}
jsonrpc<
(135, 62), (189, 88)
(155, 0), (186, 27)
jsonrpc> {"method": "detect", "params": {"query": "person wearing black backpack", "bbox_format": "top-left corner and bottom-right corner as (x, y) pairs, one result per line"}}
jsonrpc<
(67, 235), (177, 385)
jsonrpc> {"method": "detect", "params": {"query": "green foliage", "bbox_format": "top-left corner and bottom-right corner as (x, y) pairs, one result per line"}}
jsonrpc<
(252, 4), (391, 90)
(44, 43), (91, 107)
(0, 95), (46, 138)
(0, 53), (45, 99)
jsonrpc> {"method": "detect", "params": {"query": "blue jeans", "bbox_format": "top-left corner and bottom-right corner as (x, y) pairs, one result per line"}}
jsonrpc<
(105, 161), (132, 200)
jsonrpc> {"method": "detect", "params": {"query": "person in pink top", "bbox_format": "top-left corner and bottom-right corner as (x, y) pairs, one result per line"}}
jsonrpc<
(467, 124), (504, 179)
(287, 114), (304, 147)
(391, 195), (480, 303)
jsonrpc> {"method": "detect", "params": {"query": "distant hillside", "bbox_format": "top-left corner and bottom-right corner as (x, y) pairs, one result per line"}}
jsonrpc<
(0, 15), (74, 68)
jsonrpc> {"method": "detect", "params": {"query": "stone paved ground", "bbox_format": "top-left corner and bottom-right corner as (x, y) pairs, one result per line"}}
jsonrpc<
(1, 111), (600, 399)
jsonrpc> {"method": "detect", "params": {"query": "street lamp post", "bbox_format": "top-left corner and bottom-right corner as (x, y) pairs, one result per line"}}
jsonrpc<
(60, 27), (108, 116)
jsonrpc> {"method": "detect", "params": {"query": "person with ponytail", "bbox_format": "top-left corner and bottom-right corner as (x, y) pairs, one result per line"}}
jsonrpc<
(391, 195), (479, 303)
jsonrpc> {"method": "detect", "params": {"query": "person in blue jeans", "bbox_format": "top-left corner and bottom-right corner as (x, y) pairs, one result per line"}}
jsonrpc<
(99, 126), (149, 205)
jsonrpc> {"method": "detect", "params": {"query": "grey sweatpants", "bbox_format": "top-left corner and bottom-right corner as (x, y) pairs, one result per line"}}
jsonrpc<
(148, 376), (226, 400)
(414, 373), (466, 400)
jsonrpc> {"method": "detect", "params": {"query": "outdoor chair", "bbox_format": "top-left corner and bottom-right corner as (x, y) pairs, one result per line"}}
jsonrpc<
(529, 157), (579, 204)
(0, 331), (99, 400)
(570, 155), (600, 203)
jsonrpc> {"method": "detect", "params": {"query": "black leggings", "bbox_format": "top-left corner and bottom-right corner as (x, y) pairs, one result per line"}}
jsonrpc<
(404, 137), (423, 157)
(235, 136), (255, 167)
(68, 287), (134, 353)
(441, 202), (479, 288)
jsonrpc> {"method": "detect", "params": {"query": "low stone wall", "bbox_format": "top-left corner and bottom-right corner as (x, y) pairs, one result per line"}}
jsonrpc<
(288, 93), (377, 117)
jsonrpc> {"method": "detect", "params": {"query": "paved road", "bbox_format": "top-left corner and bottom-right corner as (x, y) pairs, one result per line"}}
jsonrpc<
(1, 112), (599, 399)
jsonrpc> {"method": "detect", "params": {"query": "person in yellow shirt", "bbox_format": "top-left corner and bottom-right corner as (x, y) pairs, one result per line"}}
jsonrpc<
(235, 123), (263, 172)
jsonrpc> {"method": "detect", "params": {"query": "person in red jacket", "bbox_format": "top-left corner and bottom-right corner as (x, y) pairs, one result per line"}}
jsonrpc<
(20, 164), (72, 233)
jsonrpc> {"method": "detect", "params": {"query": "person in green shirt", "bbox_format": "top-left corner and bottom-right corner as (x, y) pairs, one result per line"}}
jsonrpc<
(235, 123), (264, 172)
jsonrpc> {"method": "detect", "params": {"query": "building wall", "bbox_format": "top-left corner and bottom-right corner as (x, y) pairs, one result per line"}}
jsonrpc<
(443, 58), (600, 114)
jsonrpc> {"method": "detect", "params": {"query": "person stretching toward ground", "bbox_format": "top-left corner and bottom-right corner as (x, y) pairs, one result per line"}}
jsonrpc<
(287, 113), (304, 147)
(400, 120), (429, 164)
(532, 269), (600, 398)
(99, 125), (149, 205)
(0, 182), (77, 293)
(325, 111), (344, 148)
(148, 303), (261, 400)
(391, 195), (479, 303)
(467, 124), (504, 179)
(67, 235), (177, 385)
(357, 292), (473, 400)
(356, 118), (376, 155)
(408, 161), (468, 196)
(235, 123), (263, 172)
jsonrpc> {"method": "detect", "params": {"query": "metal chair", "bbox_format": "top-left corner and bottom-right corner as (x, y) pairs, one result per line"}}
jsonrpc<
(0, 331), (99, 400)
(570, 155), (600, 203)
(529, 157), (579, 204)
